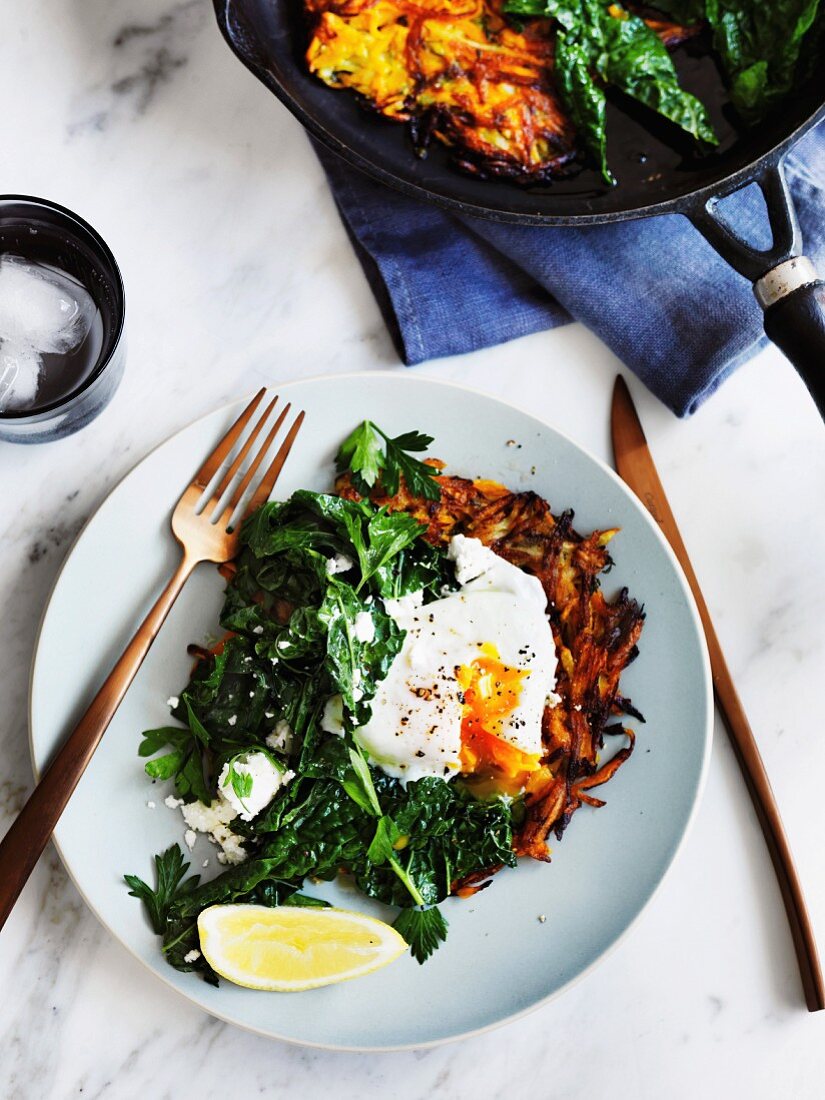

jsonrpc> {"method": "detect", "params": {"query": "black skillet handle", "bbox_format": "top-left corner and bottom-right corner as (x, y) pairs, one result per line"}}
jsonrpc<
(686, 156), (825, 419)
(761, 269), (825, 417)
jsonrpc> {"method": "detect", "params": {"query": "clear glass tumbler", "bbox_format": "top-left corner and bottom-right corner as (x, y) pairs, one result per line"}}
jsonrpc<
(0, 195), (126, 444)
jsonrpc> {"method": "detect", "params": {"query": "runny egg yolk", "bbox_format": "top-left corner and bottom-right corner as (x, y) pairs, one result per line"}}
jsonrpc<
(457, 643), (542, 785)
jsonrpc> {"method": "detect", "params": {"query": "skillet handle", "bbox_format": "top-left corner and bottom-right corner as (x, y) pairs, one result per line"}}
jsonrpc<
(759, 265), (825, 418)
(686, 158), (825, 421)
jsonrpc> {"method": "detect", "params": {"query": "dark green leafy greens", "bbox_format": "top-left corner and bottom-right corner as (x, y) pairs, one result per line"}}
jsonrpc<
(127, 429), (514, 977)
(502, 0), (822, 181)
(652, 0), (822, 120)
(503, 0), (717, 182)
(139, 727), (207, 803)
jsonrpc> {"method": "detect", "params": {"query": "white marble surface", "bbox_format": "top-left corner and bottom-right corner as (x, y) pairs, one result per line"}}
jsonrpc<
(2, 1), (825, 1096)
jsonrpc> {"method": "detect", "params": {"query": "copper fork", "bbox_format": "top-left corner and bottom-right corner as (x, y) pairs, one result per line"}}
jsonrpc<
(0, 390), (304, 931)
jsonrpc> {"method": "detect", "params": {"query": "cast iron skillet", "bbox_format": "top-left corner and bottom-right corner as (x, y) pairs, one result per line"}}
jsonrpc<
(213, 0), (825, 416)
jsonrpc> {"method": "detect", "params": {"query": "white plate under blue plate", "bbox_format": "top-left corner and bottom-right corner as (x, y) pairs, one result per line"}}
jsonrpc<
(30, 373), (712, 1050)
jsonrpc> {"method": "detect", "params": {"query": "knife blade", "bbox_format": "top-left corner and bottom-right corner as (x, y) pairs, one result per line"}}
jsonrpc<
(610, 374), (824, 1012)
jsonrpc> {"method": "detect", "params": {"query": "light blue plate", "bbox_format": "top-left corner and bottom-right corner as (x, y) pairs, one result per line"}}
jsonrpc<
(30, 373), (712, 1050)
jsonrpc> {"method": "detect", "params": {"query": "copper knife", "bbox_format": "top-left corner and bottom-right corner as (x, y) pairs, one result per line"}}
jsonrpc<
(610, 375), (824, 1013)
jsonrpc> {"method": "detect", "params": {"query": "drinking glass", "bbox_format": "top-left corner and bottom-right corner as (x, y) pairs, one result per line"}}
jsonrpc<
(0, 195), (126, 444)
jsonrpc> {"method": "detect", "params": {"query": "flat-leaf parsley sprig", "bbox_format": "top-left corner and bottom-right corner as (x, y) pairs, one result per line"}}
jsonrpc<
(336, 421), (441, 501)
(393, 906), (449, 964)
(124, 845), (200, 936)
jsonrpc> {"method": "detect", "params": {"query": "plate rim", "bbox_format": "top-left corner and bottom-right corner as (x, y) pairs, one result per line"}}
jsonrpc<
(28, 370), (714, 1051)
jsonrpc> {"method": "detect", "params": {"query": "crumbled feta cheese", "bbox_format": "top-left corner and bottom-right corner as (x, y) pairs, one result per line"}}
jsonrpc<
(164, 795), (184, 810)
(166, 696), (179, 709)
(326, 553), (354, 575)
(266, 719), (293, 753)
(181, 794), (247, 865)
(252, 625), (264, 635)
(218, 752), (294, 822)
(146, 801), (156, 810)
(220, 834), (247, 865)
(227, 715), (237, 727)
(321, 694), (344, 736)
(353, 611), (375, 644)
(184, 829), (197, 850)
(183, 949), (201, 964)
(352, 688), (363, 703)
(249, 691), (255, 698)
(265, 711), (274, 719)
(181, 796), (236, 833)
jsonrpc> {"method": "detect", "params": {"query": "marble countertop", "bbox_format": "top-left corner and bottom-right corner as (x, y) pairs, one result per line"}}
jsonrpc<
(3, 1), (825, 1096)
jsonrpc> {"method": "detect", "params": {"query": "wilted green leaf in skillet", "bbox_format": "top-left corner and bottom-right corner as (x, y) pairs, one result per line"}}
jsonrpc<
(702, 0), (822, 120)
(555, 31), (612, 181)
(504, 0), (717, 180)
(600, 7), (717, 144)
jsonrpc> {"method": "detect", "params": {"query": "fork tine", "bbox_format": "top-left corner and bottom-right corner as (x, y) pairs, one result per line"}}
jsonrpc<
(193, 388), (265, 489)
(241, 410), (306, 521)
(219, 402), (292, 524)
(209, 394), (279, 506)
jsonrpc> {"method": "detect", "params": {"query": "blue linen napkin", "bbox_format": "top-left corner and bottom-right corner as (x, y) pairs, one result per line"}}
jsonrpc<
(316, 121), (825, 417)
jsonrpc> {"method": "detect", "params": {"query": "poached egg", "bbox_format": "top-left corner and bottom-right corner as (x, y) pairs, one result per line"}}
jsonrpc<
(352, 535), (558, 787)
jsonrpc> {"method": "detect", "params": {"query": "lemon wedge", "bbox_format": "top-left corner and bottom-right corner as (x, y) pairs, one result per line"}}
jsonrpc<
(197, 904), (408, 991)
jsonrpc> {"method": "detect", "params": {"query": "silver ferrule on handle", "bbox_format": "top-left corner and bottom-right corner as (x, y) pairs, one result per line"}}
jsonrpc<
(754, 256), (820, 309)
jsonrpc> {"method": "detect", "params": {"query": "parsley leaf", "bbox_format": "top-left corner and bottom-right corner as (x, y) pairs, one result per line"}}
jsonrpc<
(139, 725), (210, 804)
(393, 906), (449, 964)
(124, 845), (200, 935)
(183, 696), (211, 745)
(381, 431), (439, 499)
(367, 815), (425, 906)
(335, 421), (384, 491)
(335, 421), (441, 501)
(223, 756), (254, 808)
(221, 747), (287, 816)
(345, 745), (383, 816)
(345, 758), (426, 907)
(367, 813), (402, 862)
